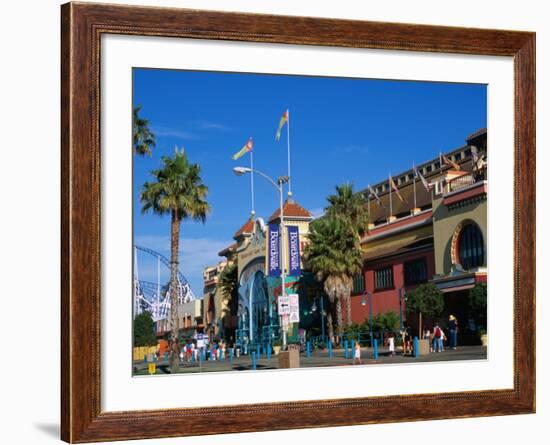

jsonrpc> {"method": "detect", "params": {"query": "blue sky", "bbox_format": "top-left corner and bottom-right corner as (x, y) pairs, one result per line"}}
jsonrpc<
(133, 68), (487, 296)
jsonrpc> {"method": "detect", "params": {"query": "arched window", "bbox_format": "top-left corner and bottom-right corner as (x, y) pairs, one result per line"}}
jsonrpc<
(458, 224), (484, 270)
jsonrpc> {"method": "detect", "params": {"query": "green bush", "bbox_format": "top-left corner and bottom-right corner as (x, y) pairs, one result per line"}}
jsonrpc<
(133, 311), (157, 347)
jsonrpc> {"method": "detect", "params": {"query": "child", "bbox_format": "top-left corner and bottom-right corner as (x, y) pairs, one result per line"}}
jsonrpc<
(353, 341), (362, 365)
(388, 334), (395, 356)
(433, 324), (442, 352)
(424, 329), (433, 352)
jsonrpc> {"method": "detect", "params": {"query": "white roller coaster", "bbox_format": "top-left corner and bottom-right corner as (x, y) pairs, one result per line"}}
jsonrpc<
(133, 245), (198, 322)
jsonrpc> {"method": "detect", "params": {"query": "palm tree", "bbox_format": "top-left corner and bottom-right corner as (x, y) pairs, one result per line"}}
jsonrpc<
(133, 105), (156, 156)
(140, 148), (210, 372)
(218, 261), (239, 332)
(325, 183), (369, 326)
(304, 216), (362, 339)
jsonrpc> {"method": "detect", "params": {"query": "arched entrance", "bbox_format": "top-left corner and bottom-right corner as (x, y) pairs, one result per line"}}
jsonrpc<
(236, 259), (279, 348)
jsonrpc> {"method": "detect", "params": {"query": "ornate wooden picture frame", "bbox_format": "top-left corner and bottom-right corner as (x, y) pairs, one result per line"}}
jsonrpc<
(61, 2), (535, 442)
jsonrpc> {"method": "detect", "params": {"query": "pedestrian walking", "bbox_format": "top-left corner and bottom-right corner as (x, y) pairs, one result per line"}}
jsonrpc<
(353, 341), (362, 365)
(433, 323), (442, 352)
(388, 333), (395, 356)
(424, 329), (433, 352)
(448, 315), (458, 350)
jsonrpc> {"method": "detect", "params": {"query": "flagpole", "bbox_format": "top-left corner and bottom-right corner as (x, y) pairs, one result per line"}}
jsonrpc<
(389, 173), (393, 217)
(367, 193), (371, 224)
(286, 109), (292, 197)
(250, 147), (255, 216)
(413, 162), (417, 210)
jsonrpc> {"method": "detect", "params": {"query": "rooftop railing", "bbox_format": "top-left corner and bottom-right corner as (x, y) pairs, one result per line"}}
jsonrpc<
(447, 167), (486, 193)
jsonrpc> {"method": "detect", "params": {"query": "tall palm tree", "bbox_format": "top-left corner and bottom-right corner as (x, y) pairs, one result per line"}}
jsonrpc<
(218, 261), (239, 330)
(140, 148), (210, 372)
(325, 183), (369, 326)
(304, 216), (361, 339)
(133, 105), (156, 156)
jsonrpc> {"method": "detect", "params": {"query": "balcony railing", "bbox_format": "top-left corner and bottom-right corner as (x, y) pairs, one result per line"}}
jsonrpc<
(447, 167), (486, 193)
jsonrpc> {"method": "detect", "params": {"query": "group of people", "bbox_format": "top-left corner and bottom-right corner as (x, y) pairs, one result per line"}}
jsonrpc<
(351, 314), (460, 363)
(171, 339), (230, 364)
(423, 315), (459, 352)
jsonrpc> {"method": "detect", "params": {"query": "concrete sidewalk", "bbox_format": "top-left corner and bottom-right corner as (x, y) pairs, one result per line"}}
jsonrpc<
(134, 345), (487, 375)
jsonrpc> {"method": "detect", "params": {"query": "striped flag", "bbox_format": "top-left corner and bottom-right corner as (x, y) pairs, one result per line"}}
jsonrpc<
(389, 175), (405, 202)
(232, 137), (253, 160)
(441, 153), (461, 171)
(414, 167), (431, 191)
(368, 184), (383, 206)
(275, 109), (289, 141)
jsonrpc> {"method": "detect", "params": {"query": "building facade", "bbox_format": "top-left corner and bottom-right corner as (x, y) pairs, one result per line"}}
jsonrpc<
(213, 198), (313, 347)
(351, 129), (488, 338)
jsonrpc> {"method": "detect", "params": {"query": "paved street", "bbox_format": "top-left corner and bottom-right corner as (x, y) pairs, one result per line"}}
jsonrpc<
(134, 345), (487, 375)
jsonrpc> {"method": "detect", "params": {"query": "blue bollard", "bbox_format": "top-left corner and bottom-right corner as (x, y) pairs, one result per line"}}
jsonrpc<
(306, 341), (311, 358)
(374, 339), (379, 360)
(230, 348), (233, 363)
(257, 344), (261, 359)
(252, 352), (257, 370)
(351, 340), (355, 359)
(344, 340), (348, 359)
(192, 351), (195, 362)
(267, 345), (271, 360)
(414, 336), (419, 358)
(328, 340), (333, 359)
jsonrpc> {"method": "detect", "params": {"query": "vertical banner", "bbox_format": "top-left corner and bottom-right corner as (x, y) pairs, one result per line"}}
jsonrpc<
(287, 225), (301, 276)
(267, 223), (281, 277)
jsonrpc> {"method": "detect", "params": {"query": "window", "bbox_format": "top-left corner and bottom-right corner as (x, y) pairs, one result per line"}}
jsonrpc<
(404, 258), (428, 285)
(464, 148), (472, 157)
(352, 273), (365, 295)
(458, 223), (485, 270)
(435, 161), (441, 169)
(426, 165), (432, 173)
(374, 266), (394, 290)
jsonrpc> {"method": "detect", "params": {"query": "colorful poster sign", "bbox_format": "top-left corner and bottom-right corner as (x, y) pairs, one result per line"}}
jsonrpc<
(287, 225), (301, 276)
(267, 223), (281, 277)
(289, 293), (300, 323)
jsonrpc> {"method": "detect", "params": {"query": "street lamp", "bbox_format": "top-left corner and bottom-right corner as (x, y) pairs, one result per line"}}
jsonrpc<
(398, 287), (406, 331)
(310, 295), (326, 344)
(233, 166), (290, 349)
(362, 290), (374, 346)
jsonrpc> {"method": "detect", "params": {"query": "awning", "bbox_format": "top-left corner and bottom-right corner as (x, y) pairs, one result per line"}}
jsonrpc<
(363, 235), (433, 262)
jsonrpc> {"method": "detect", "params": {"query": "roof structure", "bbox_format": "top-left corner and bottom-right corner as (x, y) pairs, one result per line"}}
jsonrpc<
(268, 199), (313, 223)
(233, 217), (255, 239)
(466, 127), (487, 142)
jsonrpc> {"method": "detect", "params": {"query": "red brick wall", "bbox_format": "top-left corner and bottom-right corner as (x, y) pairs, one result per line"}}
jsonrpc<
(349, 248), (435, 325)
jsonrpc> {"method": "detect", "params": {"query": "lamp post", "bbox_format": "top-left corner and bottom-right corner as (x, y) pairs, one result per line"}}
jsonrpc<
(361, 290), (373, 346)
(398, 287), (406, 331)
(233, 167), (289, 349)
(311, 295), (326, 345)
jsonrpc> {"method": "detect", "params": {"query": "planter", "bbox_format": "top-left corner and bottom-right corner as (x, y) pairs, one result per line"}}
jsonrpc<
(418, 339), (430, 355)
(278, 349), (300, 368)
(480, 334), (488, 347)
